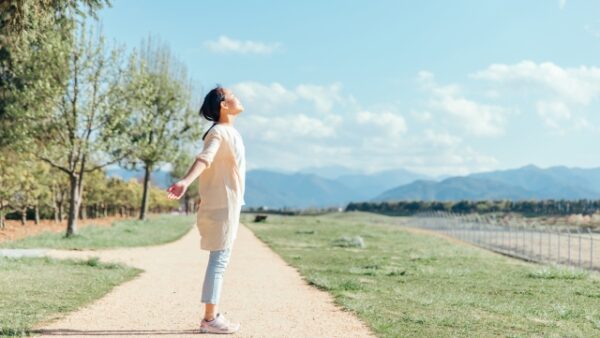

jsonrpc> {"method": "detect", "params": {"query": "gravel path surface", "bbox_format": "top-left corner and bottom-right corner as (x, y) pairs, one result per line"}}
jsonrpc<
(31, 222), (376, 338)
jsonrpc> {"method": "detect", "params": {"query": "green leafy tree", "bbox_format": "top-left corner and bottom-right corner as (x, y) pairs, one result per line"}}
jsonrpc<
(48, 169), (70, 223)
(5, 154), (47, 225)
(123, 36), (202, 220)
(35, 22), (133, 237)
(0, 0), (109, 146)
(170, 152), (200, 214)
(0, 152), (20, 228)
(83, 168), (109, 218)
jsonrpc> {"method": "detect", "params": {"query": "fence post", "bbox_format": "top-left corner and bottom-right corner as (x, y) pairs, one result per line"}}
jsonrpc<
(531, 223), (535, 259)
(577, 228), (582, 268)
(538, 224), (543, 262)
(506, 222), (513, 251)
(567, 228), (572, 266)
(517, 223), (525, 255)
(548, 228), (552, 262)
(557, 230), (561, 264)
(501, 218), (510, 250)
(588, 228), (593, 270)
(523, 223), (527, 256)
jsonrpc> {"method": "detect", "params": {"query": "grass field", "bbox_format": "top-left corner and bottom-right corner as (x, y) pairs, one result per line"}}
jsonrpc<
(0, 214), (195, 250)
(0, 256), (142, 337)
(243, 211), (600, 338)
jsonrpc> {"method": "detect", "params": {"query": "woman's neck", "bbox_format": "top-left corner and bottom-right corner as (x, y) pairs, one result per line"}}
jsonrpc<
(218, 113), (236, 125)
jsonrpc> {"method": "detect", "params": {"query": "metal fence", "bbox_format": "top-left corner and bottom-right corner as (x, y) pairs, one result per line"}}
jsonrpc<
(410, 211), (599, 271)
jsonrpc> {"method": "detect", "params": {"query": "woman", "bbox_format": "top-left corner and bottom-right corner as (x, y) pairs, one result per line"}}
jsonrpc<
(167, 86), (245, 334)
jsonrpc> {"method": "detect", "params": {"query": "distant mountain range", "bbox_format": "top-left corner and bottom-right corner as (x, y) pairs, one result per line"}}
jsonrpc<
(245, 168), (431, 208)
(374, 165), (600, 202)
(105, 167), (173, 189)
(104, 164), (600, 209)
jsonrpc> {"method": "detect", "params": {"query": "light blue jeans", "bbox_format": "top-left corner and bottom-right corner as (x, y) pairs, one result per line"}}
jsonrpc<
(201, 246), (233, 304)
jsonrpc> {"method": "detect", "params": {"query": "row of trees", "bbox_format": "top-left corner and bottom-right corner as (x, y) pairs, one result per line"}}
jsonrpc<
(0, 153), (178, 228)
(0, 1), (204, 235)
(346, 199), (600, 216)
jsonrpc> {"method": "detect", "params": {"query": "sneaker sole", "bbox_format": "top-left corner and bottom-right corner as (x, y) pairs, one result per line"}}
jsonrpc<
(199, 326), (240, 334)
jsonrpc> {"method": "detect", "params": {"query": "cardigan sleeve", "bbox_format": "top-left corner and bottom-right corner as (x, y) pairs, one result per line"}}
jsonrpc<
(196, 129), (223, 168)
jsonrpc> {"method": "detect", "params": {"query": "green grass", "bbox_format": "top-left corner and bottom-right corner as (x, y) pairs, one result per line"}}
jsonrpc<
(0, 256), (142, 337)
(0, 214), (195, 250)
(243, 211), (600, 338)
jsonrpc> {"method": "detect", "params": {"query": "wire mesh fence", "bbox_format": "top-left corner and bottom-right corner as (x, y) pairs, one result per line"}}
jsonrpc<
(410, 211), (599, 271)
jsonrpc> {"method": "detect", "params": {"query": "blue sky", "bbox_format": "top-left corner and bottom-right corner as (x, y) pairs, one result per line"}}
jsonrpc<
(99, 0), (600, 176)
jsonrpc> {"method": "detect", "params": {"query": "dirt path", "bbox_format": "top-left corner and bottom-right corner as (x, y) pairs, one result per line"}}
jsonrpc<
(31, 222), (377, 338)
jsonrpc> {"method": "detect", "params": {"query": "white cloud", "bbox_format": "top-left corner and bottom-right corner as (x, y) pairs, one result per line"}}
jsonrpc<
(243, 113), (340, 141)
(472, 61), (600, 133)
(229, 80), (500, 177)
(231, 81), (346, 114)
(411, 110), (433, 123)
(536, 100), (571, 131)
(423, 129), (461, 147)
(356, 110), (407, 136)
(204, 35), (281, 54)
(419, 71), (506, 137)
(471, 61), (600, 105)
(232, 82), (297, 113)
(559, 0), (567, 9)
(295, 83), (344, 113)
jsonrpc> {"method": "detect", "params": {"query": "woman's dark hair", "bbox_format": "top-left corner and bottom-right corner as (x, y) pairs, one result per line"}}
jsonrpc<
(200, 86), (226, 140)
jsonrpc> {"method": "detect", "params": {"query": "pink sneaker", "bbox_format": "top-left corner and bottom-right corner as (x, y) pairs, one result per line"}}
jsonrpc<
(199, 313), (240, 334)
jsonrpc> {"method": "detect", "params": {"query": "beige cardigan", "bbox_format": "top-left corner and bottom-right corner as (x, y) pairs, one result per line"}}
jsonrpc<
(195, 124), (246, 210)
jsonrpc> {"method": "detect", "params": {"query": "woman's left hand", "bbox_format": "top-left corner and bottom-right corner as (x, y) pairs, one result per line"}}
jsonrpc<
(166, 181), (188, 200)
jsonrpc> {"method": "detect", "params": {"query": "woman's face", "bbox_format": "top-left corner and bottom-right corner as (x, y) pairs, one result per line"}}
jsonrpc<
(222, 88), (244, 115)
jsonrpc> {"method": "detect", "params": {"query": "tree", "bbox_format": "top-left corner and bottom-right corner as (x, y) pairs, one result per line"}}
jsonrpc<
(83, 168), (109, 218)
(170, 152), (200, 214)
(0, 0), (109, 147)
(48, 170), (70, 223)
(4, 154), (47, 225)
(0, 152), (20, 228)
(34, 22), (133, 237)
(123, 36), (202, 220)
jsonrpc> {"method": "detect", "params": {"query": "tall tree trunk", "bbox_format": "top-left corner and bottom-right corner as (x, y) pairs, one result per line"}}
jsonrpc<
(0, 209), (4, 229)
(80, 203), (87, 220)
(58, 202), (63, 222)
(34, 204), (40, 225)
(66, 174), (81, 237)
(184, 195), (190, 215)
(20, 207), (27, 225)
(52, 188), (59, 223)
(53, 204), (59, 223)
(139, 163), (152, 220)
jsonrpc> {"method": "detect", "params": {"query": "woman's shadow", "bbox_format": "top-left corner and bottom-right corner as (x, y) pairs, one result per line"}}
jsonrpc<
(30, 328), (215, 336)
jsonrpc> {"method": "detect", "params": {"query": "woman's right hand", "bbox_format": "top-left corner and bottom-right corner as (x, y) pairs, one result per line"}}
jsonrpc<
(166, 181), (188, 200)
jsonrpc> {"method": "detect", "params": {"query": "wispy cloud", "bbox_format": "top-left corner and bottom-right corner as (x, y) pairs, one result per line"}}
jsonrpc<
(559, 0), (567, 10)
(536, 100), (571, 133)
(471, 61), (600, 105)
(471, 60), (600, 133)
(356, 110), (407, 137)
(229, 80), (498, 176)
(585, 22), (600, 38)
(418, 71), (507, 137)
(232, 81), (348, 114)
(204, 35), (281, 54)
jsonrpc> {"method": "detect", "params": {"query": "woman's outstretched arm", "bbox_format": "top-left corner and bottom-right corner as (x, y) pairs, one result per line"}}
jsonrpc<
(166, 130), (222, 200)
(166, 160), (207, 200)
